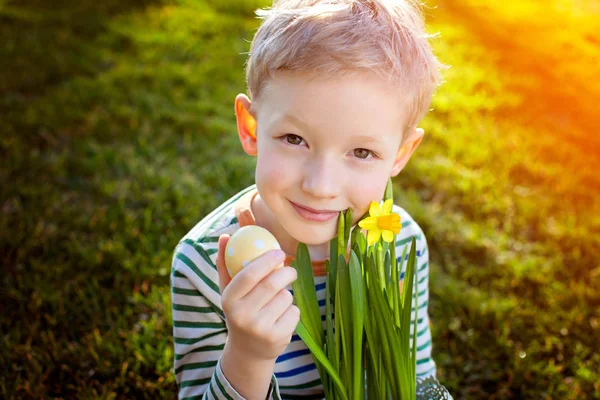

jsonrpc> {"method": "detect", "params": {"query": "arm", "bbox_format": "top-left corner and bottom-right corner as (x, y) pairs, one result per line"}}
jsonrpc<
(171, 237), (296, 400)
(171, 242), (245, 399)
(215, 234), (298, 400)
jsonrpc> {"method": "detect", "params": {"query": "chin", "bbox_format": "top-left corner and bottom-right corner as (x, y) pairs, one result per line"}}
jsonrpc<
(289, 225), (337, 247)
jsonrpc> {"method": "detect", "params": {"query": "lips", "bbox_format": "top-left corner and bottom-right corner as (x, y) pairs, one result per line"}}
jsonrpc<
(289, 200), (339, 222)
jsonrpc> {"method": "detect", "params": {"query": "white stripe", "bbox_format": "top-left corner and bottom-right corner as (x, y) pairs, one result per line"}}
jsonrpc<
(172, 291), (213, 308)
(174, 330), (226, 357)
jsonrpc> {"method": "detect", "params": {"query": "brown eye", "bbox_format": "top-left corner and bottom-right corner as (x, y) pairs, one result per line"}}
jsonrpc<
(354, 148), (372, 159)
(285, 135), (304, 145)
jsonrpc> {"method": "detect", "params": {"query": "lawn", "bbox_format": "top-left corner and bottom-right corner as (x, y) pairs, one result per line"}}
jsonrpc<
(1, 0), (598, 398)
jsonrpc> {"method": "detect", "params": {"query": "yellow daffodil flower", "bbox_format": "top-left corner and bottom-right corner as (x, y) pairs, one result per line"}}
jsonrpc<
(358, 199), (402, 246)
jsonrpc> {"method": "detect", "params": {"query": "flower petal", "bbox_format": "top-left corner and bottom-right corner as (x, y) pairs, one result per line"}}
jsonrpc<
(381, 229), (394, 243)
(390, 213), (402, 234)
(367, 227), (381, 246)
(381, 199), (393, 215)
(358, 216), (378, 230)
(369, 201), (381, 217)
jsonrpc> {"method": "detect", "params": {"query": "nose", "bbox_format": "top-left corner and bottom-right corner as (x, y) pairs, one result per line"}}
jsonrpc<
(301, 155), (340, 199)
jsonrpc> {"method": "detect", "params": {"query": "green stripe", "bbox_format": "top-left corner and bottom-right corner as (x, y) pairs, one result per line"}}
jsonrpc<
(181, 395), (204, 400)
(416, 357), (431, 365)
(171, 286), (224, 319)
(175, 360), (218, 375)
(173, 270), (186, 279)
(209, 380), (220, 400)
(172, 286), (202, 296)
(179, 377), (211, 388)
(417, 338), (431, 352)
(181, 239), (217, 270)
(199, 236), (219, 243)
(410, 324), (429, 339)
(176, 252), (220, 294)
(271, 376), (279, 399)
(173, 303), (214, 313)
(279, 378), (322, 390)
(396, 233), (421, 247)
(173, 320), (225, 329)
(174, 328), (226, 345)
(175, 344), (225, 360)
(215, 373), (236, 400)
(229, 216), (238, 225)
(417, 365), (436, 377)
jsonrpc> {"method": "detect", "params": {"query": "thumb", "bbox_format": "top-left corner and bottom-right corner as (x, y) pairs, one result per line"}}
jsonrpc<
(216, 234), (232, 295)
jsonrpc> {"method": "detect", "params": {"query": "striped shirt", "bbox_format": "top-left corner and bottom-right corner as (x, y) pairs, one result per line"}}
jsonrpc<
(171, 185), (440, 399)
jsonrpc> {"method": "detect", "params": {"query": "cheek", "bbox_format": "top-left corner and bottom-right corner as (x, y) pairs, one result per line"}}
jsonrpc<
(350, 177), (388, 220)
(255, 148), (294, 188)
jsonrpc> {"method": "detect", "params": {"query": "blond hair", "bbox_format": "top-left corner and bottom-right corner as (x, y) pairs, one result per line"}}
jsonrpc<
(245, 0), (445, 139)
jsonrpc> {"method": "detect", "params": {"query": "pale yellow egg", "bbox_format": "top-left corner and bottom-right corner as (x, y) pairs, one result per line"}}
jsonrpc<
(224, 225), (281, 277)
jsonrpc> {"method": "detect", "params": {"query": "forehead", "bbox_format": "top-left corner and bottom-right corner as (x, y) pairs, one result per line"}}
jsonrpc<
(254, 70), (409, 138)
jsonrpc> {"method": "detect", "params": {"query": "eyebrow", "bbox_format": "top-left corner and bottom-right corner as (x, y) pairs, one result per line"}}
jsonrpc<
(282, 113), (312, 132)
(282, 113), (383, 145)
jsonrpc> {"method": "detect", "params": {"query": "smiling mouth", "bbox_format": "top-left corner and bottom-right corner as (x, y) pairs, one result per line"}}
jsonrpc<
(291, 201), (338, 214)
(289, 201), (339, 222)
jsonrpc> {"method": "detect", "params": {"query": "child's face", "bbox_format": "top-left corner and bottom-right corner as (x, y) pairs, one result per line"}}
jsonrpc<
(236, 70), (422, 249)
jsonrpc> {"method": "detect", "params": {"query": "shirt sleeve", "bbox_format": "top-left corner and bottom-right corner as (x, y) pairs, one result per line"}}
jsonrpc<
(171, 241), (282, 400)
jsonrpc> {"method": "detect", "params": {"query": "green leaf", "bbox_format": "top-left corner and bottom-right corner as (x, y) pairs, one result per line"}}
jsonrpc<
(295, 321), (348, 400)
(337, 254), (353, 390)
(384, 177), (394, 202)
(329, 237), (338, 299)
(324, 260), (336, 369)
(344, 208), (353, 249)
(349, 250), (365, 400)
(337, 212), (345, 257)
(367, 268), (401, 397)
(395, 244), (408, 327)
(385, 250), (392, 293)
(376, 242), (385, 291)
(290, 244), (322, 348)
(400, 236), (418, 397)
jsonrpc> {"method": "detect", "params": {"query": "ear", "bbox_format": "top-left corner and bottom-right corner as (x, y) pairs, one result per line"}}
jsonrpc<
(235, 94), (258, 156)
(390, 128), (424, 177)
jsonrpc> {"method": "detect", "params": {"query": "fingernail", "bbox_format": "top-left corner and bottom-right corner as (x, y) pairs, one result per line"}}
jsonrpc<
(274, 249), (286, 260)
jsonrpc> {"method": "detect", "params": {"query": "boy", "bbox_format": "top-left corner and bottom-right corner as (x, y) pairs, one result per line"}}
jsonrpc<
(171, 0), (447, 398)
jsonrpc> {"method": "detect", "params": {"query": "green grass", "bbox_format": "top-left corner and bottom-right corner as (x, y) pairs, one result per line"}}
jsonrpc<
(1, 0), (598, 398)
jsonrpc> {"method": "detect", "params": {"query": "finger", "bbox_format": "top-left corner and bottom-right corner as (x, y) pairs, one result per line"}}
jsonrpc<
(257, 288), (295, 325)
(226, 249), (286, 300)
(273, 304), (301, 336)
(216, 234), (232, 295)
(244, 266), (297, 311)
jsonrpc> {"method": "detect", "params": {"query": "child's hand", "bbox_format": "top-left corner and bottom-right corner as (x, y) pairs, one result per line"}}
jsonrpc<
(216, 234), (300, 362)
